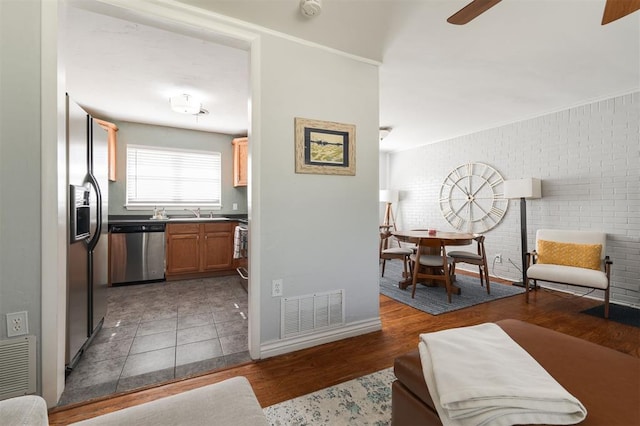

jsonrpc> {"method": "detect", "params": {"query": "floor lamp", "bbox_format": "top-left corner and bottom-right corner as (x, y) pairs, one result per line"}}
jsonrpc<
(503, 178), (541, 288)
(379, 189), (398, 230)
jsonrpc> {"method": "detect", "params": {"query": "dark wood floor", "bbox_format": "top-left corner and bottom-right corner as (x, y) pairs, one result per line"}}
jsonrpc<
(48, 273), (640, 425)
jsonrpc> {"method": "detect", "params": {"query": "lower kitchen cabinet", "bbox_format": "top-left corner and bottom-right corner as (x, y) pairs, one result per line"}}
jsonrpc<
(166, 233), (200, 274)
(166, 222), (234, 279)
(202, 224), (233, 271)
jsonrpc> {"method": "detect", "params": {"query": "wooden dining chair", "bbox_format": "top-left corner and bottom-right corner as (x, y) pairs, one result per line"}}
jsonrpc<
(380, 228), (413, 279)
(448, 235), (490, 294)
(410, 237), (454, 302)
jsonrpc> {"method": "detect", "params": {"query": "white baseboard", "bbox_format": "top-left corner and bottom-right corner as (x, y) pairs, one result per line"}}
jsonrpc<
(259, 318), (382, 359)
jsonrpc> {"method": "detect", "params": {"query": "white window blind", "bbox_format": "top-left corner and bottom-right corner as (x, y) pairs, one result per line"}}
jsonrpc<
(126, 145), (221, 207)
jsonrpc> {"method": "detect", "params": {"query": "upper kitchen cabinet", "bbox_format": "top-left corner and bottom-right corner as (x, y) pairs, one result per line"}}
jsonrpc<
(95, 119), (118, 181)
(232, 137), (248, 187)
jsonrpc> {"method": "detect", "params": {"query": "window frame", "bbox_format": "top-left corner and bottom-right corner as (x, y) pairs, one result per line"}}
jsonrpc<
(125, 144), (222, 210)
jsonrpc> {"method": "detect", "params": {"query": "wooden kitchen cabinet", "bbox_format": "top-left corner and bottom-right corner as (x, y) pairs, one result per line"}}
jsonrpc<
(95, 118), (118, 181)
(202, 223), (233, 271)
(166, 222), (234, 279)
(166, 223), (200, 275)
(232, 137), (248, 187)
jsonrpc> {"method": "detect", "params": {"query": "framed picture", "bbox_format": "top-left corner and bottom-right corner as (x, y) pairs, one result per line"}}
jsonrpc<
(294, 117), (356, 176)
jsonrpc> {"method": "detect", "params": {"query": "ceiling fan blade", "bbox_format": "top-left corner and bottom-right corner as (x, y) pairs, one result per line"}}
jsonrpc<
(447, 0), (503, 25)
(602, 0), (640, 24)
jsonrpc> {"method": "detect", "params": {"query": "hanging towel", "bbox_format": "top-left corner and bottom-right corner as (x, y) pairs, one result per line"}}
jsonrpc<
(233, 225), (248, 259)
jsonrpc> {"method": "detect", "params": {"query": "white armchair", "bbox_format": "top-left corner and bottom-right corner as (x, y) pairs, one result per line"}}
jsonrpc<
(526, 229), (612, 318)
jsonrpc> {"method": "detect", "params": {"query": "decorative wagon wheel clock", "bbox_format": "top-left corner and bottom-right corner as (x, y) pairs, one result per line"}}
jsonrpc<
(439, 162), (508, 233)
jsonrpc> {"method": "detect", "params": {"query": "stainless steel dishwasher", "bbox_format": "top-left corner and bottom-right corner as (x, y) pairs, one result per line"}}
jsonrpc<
(109, 223), (165, 285)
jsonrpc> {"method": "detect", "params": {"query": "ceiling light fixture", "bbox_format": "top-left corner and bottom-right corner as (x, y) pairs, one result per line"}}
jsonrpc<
(170, 94), (202, 115)
(379, 127), (392, 141)
(300, 0), (322, 18)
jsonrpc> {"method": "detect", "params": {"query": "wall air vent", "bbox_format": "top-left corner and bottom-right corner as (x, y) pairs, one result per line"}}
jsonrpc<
(0, 336), (36, 401)
(281, 289), (344, 338)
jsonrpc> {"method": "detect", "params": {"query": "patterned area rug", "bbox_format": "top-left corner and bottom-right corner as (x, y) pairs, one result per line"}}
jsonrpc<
(380, 260), (524, 315)
(263, 368), (395, 425)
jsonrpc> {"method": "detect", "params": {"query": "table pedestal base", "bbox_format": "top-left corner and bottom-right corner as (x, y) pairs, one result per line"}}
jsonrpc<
(398, 275), (461, 295)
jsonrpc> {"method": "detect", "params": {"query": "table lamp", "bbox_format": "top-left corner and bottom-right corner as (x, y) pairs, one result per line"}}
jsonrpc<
(503, 178), (542, 288)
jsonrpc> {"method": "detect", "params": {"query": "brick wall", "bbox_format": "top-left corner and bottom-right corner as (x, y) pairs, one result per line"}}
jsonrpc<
(386, 92), (640, 306)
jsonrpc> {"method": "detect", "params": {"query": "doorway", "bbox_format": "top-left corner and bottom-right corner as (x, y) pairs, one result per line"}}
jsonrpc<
(56, 1), (254, 405)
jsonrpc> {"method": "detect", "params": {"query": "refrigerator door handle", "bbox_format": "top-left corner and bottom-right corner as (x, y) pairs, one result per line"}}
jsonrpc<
(86, 172), (102, 251)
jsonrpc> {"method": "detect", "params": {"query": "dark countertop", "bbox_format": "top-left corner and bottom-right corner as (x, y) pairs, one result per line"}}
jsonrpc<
(109, 214), (248, 227)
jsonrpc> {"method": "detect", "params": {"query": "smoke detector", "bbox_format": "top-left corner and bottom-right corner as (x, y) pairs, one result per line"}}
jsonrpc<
(300, 0), (322, 18)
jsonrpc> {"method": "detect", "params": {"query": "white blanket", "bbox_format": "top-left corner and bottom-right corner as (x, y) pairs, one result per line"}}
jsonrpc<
(419, 323), (587, 426)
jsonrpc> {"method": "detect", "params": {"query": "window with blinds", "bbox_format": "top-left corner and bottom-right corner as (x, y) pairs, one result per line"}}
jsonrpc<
(126, 145), (222, 208)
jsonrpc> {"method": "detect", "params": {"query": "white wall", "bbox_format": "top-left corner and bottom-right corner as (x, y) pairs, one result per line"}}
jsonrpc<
(0, 0), (45, 393)
(386, 92), (640, 306)
(255, 34), (381, 354)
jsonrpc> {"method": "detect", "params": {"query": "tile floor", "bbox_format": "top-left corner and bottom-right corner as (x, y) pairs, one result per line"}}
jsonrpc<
(58, 275), (250, 406)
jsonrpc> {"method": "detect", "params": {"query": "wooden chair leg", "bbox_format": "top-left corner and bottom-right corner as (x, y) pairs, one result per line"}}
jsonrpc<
(411, 265), (419, 299)
(401, 256), (408, 279)
(604, 288), (610, 319)
(411, 260), (420, 299)
(478, 266), (484, 287)
(381, 259), (387, 277)
(484, 267), (490, 294)
(483, 261), (490, 294)
(442, 263), (452, 303)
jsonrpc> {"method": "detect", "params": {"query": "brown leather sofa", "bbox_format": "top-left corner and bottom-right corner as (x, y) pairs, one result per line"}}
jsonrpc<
(392, 319), (640, 426)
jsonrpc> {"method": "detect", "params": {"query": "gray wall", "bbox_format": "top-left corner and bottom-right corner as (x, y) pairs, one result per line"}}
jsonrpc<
(254, 33), (380, 351)
(0, 0), (44, 390)
(386, 92), (640, 306)
(107, 121), (248, 217)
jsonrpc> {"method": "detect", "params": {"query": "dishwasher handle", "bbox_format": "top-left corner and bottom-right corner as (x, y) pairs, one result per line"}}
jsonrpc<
(110, 224), (166, 233)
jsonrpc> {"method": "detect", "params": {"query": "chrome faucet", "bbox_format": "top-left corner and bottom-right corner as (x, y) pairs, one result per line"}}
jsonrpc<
(185, 207), (200, 218)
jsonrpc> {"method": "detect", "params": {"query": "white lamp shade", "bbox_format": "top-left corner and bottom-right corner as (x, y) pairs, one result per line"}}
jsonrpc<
(379, 189), (398, 204)
(503, 178), (542, 199)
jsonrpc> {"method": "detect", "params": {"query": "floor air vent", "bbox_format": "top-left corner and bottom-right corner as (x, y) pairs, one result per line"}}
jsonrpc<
(281, 290), (344, 338)
(0, 335), (36, 401)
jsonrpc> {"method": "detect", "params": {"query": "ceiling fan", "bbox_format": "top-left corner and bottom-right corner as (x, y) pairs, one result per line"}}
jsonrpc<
(447, 0), (640, 25)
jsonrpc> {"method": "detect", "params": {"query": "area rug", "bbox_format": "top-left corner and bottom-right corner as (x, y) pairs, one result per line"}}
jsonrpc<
(380, 260), (524, 315)
(581, 303), (640, 328)
(263, 368), (394, 425)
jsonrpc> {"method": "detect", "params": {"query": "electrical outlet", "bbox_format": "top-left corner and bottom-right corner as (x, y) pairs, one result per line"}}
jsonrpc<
(494, 254), (502, 263)
(272, 279), (283, 297)
(6, 311), (29, 337)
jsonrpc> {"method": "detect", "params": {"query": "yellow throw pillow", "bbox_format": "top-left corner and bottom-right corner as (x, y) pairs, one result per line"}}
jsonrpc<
(537, 240), (602, 270)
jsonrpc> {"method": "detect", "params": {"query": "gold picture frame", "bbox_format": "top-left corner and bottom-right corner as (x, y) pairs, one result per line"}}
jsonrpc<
(294, 117), (356, 176)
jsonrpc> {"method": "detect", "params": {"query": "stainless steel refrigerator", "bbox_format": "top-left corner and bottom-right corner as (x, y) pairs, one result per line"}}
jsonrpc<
(66, 95), (109, 370)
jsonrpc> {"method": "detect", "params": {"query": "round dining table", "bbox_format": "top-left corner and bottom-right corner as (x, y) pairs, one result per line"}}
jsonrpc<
(391, 229), (475, 291)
